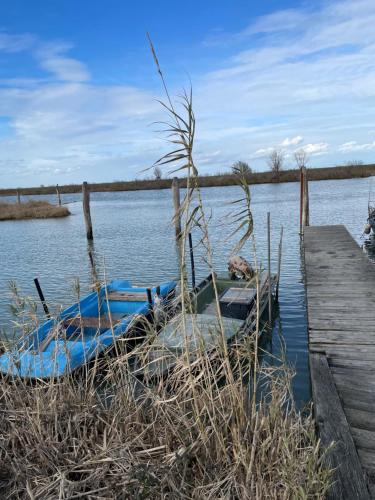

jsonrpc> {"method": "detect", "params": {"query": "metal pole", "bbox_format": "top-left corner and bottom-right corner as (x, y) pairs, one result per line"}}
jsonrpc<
(146, 288), (153, 309)
(267, 212), (272, 323)
(33, 278), (50, 318)
(276, 226), (283, 301)
(188, 232), (196, 289)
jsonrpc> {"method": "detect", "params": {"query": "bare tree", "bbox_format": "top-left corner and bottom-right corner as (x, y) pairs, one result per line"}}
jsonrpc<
(294, 149), (309, 169)
(232, 161), (252, 176)
(268, 149), (284, 181)
(345, 159), (364, 167)
(153, 166), (162, 180)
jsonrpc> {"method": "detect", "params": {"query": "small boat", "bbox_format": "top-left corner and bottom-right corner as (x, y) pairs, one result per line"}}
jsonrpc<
(133, 270), (273, 379)
(0, 279), (176, 379)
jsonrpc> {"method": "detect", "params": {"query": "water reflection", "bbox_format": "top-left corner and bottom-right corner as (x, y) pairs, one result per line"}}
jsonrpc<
(1, 176), (374, 407)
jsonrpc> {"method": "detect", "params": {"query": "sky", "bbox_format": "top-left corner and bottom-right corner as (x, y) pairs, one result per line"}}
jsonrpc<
(0, 0), (374, 187)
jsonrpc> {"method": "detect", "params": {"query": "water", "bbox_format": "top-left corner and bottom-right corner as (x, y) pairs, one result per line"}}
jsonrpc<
(0, 177), (373, 405)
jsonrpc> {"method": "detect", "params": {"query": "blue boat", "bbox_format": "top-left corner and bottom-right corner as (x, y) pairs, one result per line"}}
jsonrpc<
(0, 279), (176, 379)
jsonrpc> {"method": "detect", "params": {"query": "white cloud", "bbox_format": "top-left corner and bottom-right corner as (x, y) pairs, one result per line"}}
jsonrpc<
(251, 147), (275, 159)
(339, 140), (375, 152)
(303, 143), (329, 155)
(281, 136), (303, 147)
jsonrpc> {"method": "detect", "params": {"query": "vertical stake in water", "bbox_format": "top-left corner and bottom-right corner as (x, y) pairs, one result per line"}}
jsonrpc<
(82, 181), (93, 240)
(17, 189), (21, 205)
(303, 167), (310, 228)
(267, 212), (272, 323)
(56, 184), (62, 206)
(172, 177), (181, 241)
(299, 167), (304, 235)
(188, 232), (196, 289)
(276, 226), (283, 301)
(33, 278), (50, 318)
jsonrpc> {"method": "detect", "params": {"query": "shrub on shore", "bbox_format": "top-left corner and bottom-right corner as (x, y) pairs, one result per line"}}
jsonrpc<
(0, 200), (70, 221)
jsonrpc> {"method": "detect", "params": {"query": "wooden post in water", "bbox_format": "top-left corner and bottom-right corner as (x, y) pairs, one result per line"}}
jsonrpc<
(267, 212), (272, 323)
(172, 177), (181, 241)
(302, 167), (309, 229)
(17, 189), (21, 204)
(82, 181), (93, 240)
(56, 184), (62, 206)
(275, 225), (283, 301)
(299, 168), (304, 235)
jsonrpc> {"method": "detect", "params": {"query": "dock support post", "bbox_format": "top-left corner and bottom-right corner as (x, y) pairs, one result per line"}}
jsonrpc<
(300, 167), (310, 235)
(17, 189), (21, 204)
(82, 181), (93, 241)
(302, 167), (309, 230)
(172, 177), (181, 241)
(267, 212), (272, 323)
(56, 184), (62, 206)
(299, 168), (304, 234)
(276, 225), (283, 301)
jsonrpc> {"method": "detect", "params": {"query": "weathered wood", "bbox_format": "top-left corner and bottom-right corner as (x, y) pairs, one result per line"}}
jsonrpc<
(82, 181), (93, 240)
(305, 225), (375, 497)
(275, 225), (283, 300)
(171, 177), (181, 240)
(309, 353), (370, 499)
(16, 189), (21, 204)
(267, 212), (272, 321)
(63, 316), (118, 329)
(56, 184), (62, 206)
(107, 291), (148, 302)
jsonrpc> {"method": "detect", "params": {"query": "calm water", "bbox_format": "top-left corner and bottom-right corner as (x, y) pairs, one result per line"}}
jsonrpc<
(0, 177), (373, 405)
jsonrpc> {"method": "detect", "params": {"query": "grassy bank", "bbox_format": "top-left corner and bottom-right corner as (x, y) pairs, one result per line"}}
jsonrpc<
(0, 200), (70, 221)
(1, 163), (375, 197)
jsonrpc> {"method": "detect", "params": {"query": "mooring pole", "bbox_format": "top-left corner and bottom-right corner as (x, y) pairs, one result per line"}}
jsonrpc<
(302, 167), (309, 230)
(33, 278), (50, 318)
(17, 189), (21, 205)
(188, 232), (196, 289)
(304, 167), (309, 227)
(82, 181), (93, 240)
(276, 226), (283, 301)
(56, 184), (62, 206)
(267, 212), (272, 323)
(299, 168), (304, 235)
(171, 177), (181, 241)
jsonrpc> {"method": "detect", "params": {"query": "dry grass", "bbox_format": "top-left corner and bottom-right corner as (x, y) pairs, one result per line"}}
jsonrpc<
(0, 332), (331, 499)
(0, 201), (70, 221)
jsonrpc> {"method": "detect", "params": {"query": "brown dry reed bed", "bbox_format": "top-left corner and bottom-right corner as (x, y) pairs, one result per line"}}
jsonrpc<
(0, 201), (70, 221)
(0, 326), (331, 499)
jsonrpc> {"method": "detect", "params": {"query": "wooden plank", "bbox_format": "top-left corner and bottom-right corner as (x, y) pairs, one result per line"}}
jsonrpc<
(107, 291), (148, 302)
(63, 316), (119, 329)
(345, 409), (375, 432)
(305, 225), (375, 497)
(309, 353), (370, 499)
(352, 428), (375, 457)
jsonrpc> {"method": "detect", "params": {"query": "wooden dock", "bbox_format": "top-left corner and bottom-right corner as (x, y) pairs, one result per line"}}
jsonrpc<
(304, 225), (375, 499)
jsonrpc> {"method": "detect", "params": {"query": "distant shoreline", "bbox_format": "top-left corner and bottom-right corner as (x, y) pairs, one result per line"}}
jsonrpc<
(1, 164), (375, 196)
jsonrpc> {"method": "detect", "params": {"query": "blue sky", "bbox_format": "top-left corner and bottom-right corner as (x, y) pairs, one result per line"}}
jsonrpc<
(0, 0), (374, 187)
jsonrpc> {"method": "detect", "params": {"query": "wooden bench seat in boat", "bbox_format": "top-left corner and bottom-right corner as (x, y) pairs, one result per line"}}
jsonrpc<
(62, 316), (121, 330)
(106, 291), (149, 302)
